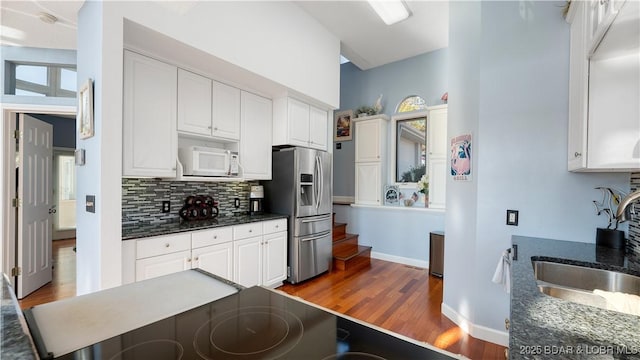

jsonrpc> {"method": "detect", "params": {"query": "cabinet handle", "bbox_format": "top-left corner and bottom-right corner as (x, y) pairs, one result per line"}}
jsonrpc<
(194, 257), (199, 261)
(574, 152), (582, 158)
(213, 235), (217, 239)
(504, 318), (510, 330)
(172, 167), (177, 171)
(208, 126), (212, 129)
(249, 229), (252, 233)
(187, 258), (191, 262)
(165, 243), (170, 248)
(214, 127), (218, 131)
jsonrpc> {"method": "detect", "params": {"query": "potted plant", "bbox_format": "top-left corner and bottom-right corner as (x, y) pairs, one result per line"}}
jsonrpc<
(356, 106), (376, 118)
(417, 174), (429, 208)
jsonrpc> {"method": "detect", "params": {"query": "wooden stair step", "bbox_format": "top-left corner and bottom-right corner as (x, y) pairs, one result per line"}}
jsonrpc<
(333, 245), (372, 271)
(332, 240), (359, 257)
(333, 222), (347, 239)
(333, 231), (356, 243)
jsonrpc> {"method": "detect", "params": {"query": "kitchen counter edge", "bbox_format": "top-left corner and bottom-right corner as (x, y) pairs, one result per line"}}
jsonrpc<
(1, 274), (37, 360)
(122, 213), (289, 240)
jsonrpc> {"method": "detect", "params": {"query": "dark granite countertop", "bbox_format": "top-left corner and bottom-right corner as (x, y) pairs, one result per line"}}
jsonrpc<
(510, 236), (640, 359)
(122, 213), (288, 240)
(1, 275), (36, 360)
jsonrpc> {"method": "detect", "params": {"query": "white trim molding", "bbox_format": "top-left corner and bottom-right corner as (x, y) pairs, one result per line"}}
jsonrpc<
(332, 196), (355, 205)
(370, 251), (428, 269)
(441, 302), (509, 347)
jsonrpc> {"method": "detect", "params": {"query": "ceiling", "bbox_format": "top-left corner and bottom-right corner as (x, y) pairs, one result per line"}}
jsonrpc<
(0, 0), (448, 70)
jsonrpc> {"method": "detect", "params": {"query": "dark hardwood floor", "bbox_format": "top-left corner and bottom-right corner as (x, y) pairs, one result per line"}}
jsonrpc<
(278, 259), (506, 360)
(18, 238), (76, 310)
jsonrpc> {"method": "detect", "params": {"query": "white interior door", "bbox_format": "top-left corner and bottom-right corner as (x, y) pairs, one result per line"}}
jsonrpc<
(17, 114), (53, 299)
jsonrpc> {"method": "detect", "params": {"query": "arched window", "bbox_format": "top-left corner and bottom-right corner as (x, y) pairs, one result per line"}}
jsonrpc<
(395, 95), (427, 113)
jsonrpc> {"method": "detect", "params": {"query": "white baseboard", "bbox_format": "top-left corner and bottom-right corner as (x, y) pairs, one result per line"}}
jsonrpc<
(441, 302), (509, 347)
(370, 251), (429, 269)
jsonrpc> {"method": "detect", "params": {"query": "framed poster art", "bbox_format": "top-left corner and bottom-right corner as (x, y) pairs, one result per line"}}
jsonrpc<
(78, 78), (94, 139)
(451, 133), (472, 181)
(334, 110), (353, 141)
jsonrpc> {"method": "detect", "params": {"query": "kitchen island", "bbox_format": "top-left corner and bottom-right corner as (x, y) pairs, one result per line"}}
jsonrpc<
(1, 275), (36, 360)
(510, 236), (640, 359)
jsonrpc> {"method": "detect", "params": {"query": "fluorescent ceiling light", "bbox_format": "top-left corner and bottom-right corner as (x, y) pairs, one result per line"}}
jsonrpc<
(368, 0), (412, 25)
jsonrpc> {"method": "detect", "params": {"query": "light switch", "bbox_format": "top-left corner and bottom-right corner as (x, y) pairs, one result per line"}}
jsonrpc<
(506, 210), (518, 226)
(86, 195), (95, 213)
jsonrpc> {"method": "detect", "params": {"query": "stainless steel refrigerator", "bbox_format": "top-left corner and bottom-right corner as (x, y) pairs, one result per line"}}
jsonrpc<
(263, 147), (332, 284)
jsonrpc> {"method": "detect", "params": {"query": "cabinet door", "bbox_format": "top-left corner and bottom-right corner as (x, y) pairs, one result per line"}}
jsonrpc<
(262, 232), (287, 287)
(567, 1), (589, 171)
(355, 120), (382, 162)
(288, 98), (310, 147)
(193, 243), (233, 281)
(233, 236), (262, 287)
(355, 162), (381, 205)
(240, 91), (273, 180)
(123, 51), (177, 177)
(428, 107), (448, 158)
(212, 81), (241, 140)
(177, 69), (212, 136)
(135, 250), (190, 281)
(428, 158), (447, 209)
(309, 106), (328, 150)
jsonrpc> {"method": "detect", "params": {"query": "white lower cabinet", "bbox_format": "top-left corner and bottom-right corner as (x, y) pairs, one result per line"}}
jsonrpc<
(233, 219), (287, 288)
(124, 219), (287, 285)
(136, 250), (191, 282)
(233, 236), (262, 287)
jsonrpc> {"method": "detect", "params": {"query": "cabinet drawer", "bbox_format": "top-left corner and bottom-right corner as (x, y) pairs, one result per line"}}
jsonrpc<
(136, 233), (191, 259)
(192, 227), (233, 249)
(263, 219), (287, 234)
(233, 223), (263, 240)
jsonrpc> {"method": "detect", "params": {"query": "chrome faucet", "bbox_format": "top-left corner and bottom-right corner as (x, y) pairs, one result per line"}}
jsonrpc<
(616, 189), (640, 222)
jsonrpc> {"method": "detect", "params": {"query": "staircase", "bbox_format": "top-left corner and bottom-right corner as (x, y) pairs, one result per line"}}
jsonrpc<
(332, 213), (371, 271)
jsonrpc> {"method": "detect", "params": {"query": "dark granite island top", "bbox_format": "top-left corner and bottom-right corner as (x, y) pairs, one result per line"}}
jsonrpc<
(122, 213), (288, 240)
(510, 236), (640, 359)
(1, 275), (36, 360)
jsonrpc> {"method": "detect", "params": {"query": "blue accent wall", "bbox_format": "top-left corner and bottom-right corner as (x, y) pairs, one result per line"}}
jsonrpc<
(29, 114), (76, 149)
(334, 49), (448, 197)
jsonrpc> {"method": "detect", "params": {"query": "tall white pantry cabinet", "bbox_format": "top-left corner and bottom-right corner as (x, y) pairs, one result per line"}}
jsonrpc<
(354, 115), (389, 205)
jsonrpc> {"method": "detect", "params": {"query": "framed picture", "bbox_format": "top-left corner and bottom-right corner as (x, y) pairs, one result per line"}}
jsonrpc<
(78, 78), (94, 139)
(334, 110), (353, 141)
(451, 133), (472, 181)
(384, 185), (399, 205)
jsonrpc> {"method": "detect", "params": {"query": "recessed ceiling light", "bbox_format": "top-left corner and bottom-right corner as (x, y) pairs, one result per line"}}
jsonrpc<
(368, 0), (412, 25)
(38, 12), (58, 24)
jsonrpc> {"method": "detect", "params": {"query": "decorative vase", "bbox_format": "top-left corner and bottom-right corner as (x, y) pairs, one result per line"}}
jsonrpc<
(424, 195), (429, 208)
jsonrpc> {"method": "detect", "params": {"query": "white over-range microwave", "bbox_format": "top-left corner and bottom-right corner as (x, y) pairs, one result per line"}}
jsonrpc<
(178, 146), (239, 177)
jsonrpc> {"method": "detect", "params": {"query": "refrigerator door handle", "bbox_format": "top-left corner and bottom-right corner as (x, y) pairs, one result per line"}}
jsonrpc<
(300, 215), (332, 223)
(317, 155), (324, 210)
(314, 155), (321, 210)
(300, 231), (331, 242)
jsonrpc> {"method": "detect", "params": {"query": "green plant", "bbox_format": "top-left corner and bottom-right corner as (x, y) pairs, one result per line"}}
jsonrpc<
(400, 164), (426, 183)
(356, 106), (376, 116)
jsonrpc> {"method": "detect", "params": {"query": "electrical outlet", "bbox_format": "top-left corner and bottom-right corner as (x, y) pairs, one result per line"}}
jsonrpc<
(506, 210), (519, 226)
(234, 198), (240, 209)
(162, 201), (170, 213)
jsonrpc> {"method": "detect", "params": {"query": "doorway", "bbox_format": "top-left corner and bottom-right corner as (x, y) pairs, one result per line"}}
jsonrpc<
(1, 104), (76, 299)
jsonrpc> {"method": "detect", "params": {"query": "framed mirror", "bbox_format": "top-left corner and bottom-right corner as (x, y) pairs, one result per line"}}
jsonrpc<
(390, 110), (428, 184)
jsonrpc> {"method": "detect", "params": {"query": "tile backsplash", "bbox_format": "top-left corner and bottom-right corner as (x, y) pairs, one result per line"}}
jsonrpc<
(122, 178), (258, 225)
(629, 172), (640, 256)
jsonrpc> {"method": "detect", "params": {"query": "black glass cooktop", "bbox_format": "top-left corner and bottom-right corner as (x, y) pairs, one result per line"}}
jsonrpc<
(53, 286), (454, 360)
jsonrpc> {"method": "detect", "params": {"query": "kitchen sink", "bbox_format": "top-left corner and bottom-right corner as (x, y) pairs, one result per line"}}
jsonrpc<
(532, 259), (640, 313)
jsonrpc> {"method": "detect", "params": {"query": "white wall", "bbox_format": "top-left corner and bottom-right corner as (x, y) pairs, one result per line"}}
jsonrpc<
(75, 1), (340, 293)
(444, 1), (630, 345)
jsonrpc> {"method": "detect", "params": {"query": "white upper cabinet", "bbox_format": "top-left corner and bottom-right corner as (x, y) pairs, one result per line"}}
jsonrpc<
(177, 69), (213, 136)
(273, 97), (328, 151)
(123, 50), (178, 178)
(177, 70), (240, 141)
(241, 91), (273, 179)
(309, 106), (329, 150)
(567, 0), (640, 171)
(212, 81), (241, 140)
